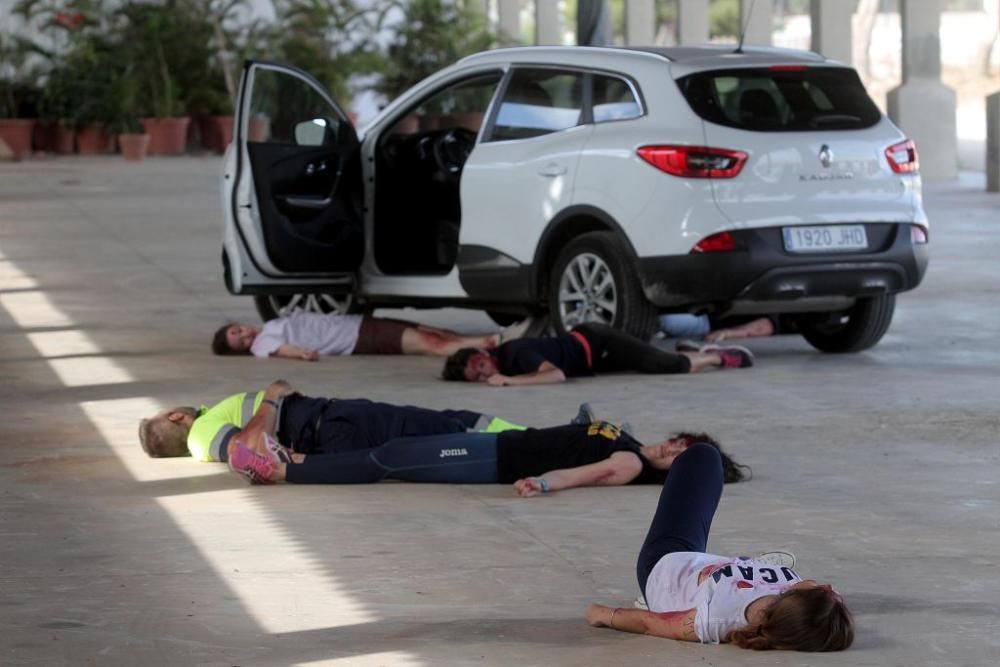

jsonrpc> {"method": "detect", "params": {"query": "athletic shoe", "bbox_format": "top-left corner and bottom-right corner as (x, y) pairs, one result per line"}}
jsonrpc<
(498, 318), (533, 344)
(717, 345), (754, 369)
(262, 432), (293, 464)
(754, 551), (797, 568)
(229, 443), (277, 485)
(634, 592), (648, 610)
(571, 402), (596, 426)
(674, 339), (703, 353)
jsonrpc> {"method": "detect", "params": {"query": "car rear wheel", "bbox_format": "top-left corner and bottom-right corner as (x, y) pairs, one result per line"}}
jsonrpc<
(253, 293), (365, 321)
(548, 231), (657, 339)
(798, 294), (896, 353)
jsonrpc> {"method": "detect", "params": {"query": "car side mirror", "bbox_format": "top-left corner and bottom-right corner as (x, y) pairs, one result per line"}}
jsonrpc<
(294, 118), (335, 147)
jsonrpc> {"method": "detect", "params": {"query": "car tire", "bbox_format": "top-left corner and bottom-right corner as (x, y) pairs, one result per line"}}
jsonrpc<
(547, 231), (657, 339)
(253, 293), (366, 321)
(798, 294), (896, 353)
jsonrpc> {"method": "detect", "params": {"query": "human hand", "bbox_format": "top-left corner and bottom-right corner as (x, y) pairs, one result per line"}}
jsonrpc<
(267, 379), (294, 399)
(301, 349), (319, 361)
(586, 603), (611, 627)
(485, 374), (510, 387)
(705, 330), (728, 343)
(513, 477), (544, 497)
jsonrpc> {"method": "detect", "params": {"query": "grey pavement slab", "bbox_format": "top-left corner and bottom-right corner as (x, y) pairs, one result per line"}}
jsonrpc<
(1, 156), (999, 666)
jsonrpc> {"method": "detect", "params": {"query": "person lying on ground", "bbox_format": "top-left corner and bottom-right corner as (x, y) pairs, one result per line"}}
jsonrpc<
(659, 314), (780, 348)
(212, 310), (529, 361)
(227, 417), (749, 493)
(585, 443), (853, 652)
(138, 380), (526, 463)
(441, 322), (754, 387)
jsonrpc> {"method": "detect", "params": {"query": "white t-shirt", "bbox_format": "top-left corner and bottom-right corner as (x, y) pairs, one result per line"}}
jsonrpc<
(645, 552), (802, 644)
(249, 311), (364, 358)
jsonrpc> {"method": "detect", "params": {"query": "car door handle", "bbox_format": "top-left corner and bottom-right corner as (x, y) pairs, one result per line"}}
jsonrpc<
(279, 195), (332, 209)
(538, 164), (567, 177)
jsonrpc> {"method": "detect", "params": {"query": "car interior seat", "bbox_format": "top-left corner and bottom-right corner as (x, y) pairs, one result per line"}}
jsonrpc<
(737, 88), (783, 128)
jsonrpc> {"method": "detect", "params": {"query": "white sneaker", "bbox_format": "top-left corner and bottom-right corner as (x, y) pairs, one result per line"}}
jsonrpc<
(262, 432), (293, 464)
(634, 592), (648, 610)
(754, 551), (797, 568)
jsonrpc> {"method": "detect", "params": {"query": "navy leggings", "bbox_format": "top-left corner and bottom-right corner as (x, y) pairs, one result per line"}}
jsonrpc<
(636, 443), (724, 595)
(284, 432), (500, 484)
(575, 323), (692, 374)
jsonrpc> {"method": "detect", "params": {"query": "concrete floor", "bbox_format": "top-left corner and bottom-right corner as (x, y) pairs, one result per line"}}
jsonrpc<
(1, 156), (998, 667)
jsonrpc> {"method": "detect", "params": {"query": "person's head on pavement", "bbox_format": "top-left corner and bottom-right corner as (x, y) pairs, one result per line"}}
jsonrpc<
(139, 407), (198, 457)
(212, 323), (259, 356)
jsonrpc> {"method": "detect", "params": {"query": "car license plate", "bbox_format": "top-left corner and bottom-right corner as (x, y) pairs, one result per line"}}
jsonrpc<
(782, 225), (868, 253)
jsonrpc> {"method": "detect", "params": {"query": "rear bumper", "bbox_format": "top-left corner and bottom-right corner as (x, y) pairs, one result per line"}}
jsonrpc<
(638, 223), (929, 309)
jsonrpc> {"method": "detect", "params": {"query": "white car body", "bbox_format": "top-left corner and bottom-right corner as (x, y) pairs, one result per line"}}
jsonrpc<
(222, 45), (928, 351)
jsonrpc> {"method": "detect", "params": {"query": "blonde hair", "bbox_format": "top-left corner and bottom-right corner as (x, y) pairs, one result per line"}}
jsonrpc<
(138, 409), (194, 458)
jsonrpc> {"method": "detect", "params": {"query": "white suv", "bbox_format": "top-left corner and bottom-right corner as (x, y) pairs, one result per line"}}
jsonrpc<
(221, 45), (928, 352)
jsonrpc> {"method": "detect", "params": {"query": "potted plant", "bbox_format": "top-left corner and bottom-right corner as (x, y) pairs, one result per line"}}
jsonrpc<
(107, 63), (149, 161)
(185, 74), (233, 153)
(0, 34), (41, 160)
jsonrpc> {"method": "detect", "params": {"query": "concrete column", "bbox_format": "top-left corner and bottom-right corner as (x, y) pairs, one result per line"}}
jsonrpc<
(887, 0), (958, 181)
(498, 0), (520, 42)
(536, 0), (562, 45)
(678, 0), (709, 45)
(988, 92), (1000, 192)
(740, 0), (773, 46)
(625, 0), (655, 46)
(810, 0), (852, 64)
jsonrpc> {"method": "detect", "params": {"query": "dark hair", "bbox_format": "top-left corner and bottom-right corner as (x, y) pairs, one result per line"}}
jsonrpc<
(211, 323), (240, 355)
(138, 410), (194, 458)
(672, 431), (750, 484)
(726, 587), (854, 651)
(442, 348), (479, 381)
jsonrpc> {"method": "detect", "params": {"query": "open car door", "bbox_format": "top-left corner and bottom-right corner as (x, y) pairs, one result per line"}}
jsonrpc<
(226, 61), (363, 293)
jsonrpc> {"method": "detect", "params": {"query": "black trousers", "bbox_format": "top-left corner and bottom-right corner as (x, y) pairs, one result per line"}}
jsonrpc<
(574, 323), (691, 374)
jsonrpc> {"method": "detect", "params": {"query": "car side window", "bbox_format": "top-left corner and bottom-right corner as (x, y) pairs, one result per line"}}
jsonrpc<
(592, 74), (641, 123)
(486, 68), (584, 141)
(248, 68), (342, 145)
(386, 72), (503, 136)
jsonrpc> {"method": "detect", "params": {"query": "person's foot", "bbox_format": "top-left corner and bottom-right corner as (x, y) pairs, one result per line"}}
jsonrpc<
(498, 318), (533, 345)
(571, 402), (596, 426)
(717, 345), (754, 369)
(229, 443), (277, 484)
(263, 433), (293, 464)
(753, 551), (797, 569)
(674, 339), (703, 353)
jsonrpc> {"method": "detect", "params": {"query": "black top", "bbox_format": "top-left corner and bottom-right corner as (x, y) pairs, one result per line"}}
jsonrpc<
(492, 336), (592, 377)
(496, 422), (666, 484)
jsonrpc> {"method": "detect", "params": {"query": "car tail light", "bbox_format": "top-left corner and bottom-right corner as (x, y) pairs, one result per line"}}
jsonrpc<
(885, 139), (919, 174)
(911, 225), (928, 244)
(637, 145), (748, 179)
(691, 231), (736, 253)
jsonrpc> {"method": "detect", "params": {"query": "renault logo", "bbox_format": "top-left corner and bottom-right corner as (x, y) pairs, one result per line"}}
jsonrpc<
(818, 144), (833, 168)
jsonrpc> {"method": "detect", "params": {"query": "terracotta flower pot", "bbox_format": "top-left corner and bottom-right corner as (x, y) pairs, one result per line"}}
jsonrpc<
(118, 133), (151, 161)
(53, 124), (76, 154)
(210, 115), (234, 153)
(76, 124), (112, 154)
(248, 117), (269, 142)
(0, 118), (36, 160)
(141, 116), (191, 155)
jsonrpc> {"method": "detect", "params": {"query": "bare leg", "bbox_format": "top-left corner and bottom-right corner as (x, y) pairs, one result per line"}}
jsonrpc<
(400, 328), (499, 356)
(683, 351), (720, 373)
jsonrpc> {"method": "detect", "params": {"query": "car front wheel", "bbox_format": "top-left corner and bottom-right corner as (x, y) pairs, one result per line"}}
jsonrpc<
(548, 231), (657, 339)
(798, 294), (896, 353)
(253, 293), (364, 321)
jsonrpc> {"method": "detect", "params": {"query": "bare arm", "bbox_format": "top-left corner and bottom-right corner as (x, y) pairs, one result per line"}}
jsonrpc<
(487, 360), (566, 387)
(227, 380), (294, 459)
(586, 604), (698, 642)
(513, 451), (642, 497)
(272, 344), (319, 361)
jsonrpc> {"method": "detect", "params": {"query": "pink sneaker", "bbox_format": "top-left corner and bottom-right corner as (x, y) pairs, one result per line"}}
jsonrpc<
(263, 433), (293, 464)
(717, 345), (754, 369)
(229, 443), (277, 484)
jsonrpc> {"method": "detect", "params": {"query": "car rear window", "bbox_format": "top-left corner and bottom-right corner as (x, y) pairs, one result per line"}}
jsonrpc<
(676, 67), (881, 132)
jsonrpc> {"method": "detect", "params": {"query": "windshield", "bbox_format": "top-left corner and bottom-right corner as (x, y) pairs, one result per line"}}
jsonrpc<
(676, 67), (882, 132)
